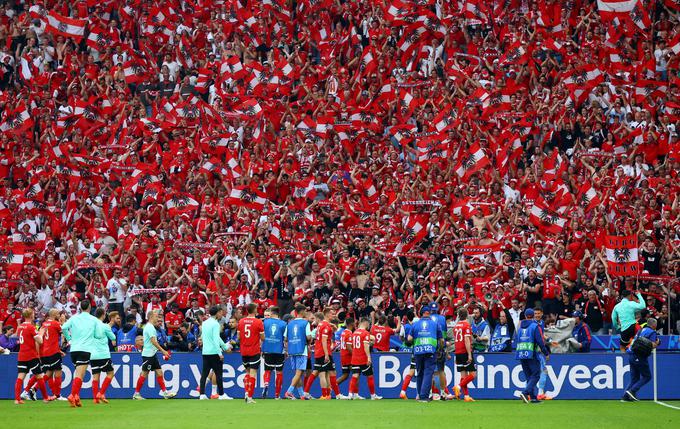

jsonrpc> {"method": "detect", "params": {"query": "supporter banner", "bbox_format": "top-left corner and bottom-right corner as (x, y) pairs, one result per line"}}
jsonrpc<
(1, 352), (678, 400)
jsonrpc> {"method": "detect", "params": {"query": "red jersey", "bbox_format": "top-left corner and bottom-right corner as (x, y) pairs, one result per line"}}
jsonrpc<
(165, 311), (184, 335)
(40, 319), (62, 356)
(453, 320), (472, 355)
(238, 317), (264, 356)
(340, 329), (353, 365)
(350, 328), (371, 365)
(17, 322), (40, 361)
(542, 276), (561, 299)
(370, 325), (394, 352)
(314, 321), (335, 359)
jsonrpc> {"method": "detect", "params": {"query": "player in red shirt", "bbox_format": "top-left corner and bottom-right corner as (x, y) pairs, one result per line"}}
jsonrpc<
(304, 308), (344, 399)
(15, 308), (49, 404)
(237, 303), (264, 403)
(337, 317), (355, 388)
(21, 309), (65, 401)
(452, 308), (476, 402)
(348, 318), (381, 400)
(370, 315), (400, 352)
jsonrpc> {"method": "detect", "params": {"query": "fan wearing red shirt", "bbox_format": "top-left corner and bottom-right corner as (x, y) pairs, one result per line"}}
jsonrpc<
(452, 308), (476, 402)
(337, 317), (355, 386)
(237, 304), (264, 403)
(542, 265), (562, 317)
(370, 315), (399, 352)
(304, 308), (342, 399)
(348, 318), (380, 400)
(14, 308), (49, 404)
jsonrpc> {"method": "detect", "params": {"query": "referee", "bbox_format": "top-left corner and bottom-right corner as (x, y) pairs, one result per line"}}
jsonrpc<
(199, 306), (232, 400)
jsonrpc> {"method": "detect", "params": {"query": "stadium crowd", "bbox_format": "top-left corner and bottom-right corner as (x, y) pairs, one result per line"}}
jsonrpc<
(0, 0), (680, 359)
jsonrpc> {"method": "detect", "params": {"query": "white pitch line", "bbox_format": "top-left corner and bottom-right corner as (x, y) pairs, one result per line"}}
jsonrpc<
(655, 401), (680, 410)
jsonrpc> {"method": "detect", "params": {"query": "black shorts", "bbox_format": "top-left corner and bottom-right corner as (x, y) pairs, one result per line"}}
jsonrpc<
(455, 353), (476, 373)
(141, 355), (161, 372)
(409, 356), (416, 369)
(242, 354), (261, 370)
(41, 353), (62, 372)
(351, 364), (373, 376)
(70, 351), (91, 367)
(341, 364), (352, 375)
(263, 353), (285, 371)
(306, 357), (313, 371)
(18, 359), (43, 375)
(91, 358), (114, 374)
(620, 325), (636, 346)
(314, 356), (335, 372)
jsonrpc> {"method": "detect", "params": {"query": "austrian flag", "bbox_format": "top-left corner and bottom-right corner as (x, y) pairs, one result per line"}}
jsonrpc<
(227, 187), (267, 211)
(605, 235), (639, 276)
(46, 12), (87, 42)
(529, 203), (567, 235)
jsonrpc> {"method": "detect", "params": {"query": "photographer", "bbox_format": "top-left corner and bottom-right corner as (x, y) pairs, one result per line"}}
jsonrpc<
(168, 322), (198, 352)
(470, 307), (490, 352)
(622, 318), (659, 402)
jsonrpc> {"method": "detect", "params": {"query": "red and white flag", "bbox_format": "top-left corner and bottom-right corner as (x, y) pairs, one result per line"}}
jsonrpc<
(45, 12), (87, 41)
(597, 0), (636, 19)
(395, 213), (429, 253)
(455, 144), (490, 179)
(165, 193), (200, 216)
(529, 201), (567, 235)
(227, 187), (268, 211)
(0, 103), (33, 134)
(578, 181), (601, 211)
(605, 235), (639, 276)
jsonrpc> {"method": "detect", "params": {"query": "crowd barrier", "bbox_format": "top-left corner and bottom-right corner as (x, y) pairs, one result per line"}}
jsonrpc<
(1, 352), (679, 400)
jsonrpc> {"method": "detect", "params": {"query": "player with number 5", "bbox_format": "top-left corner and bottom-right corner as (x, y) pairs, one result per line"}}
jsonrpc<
(237, 303), (264, 403)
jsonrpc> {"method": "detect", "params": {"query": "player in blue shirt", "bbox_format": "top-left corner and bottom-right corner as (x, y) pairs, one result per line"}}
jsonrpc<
(262, 306), (287, 399)
(285, 304), (312, 399)
(622, 318), (659, 402)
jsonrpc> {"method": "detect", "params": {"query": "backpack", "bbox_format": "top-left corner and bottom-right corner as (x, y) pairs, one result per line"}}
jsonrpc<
(630, 335), (654, 358)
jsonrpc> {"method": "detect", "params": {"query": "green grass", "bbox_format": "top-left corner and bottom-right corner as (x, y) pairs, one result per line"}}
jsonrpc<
(1, 399), (678, 429)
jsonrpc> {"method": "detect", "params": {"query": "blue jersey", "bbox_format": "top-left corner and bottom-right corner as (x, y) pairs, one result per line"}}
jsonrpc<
(430, 314), (447, 337)
(286, 318), (310, 356)
(116, 326), (138, 351)
(263, 318), (287, 354)
(515, 319), (549, 360)
(411, 318), (440, 355)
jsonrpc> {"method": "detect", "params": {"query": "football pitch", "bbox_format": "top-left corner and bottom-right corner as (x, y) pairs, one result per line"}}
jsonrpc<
(1, 400), (679, 429)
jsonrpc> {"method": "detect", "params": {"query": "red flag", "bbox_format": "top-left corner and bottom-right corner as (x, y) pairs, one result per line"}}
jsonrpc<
(529, 200), (567, 235)
(395, 213), (429, 252)
(45, 12), (87, 41)
(227, 187), (268, 211)
(605, 235), (639, 276)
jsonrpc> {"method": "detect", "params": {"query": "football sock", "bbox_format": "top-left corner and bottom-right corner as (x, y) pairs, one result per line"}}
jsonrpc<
(211, 385), (217, 396)
(53, 375), (62, 397)
(367, 376), (375, 395)
(92, 380), (99, 399)
(461, 374), (475, 396)
(15, 378), (23, 401)
(432, 385), (440, 394)
(275, 373), (283, 397)
(100, 376), (112, 395)
(329, 375), (340, 396)
(72, 377), (83, 397)
(156, 376), (166, 392)
(25, 375), (37, 392)
(263, 370), (271, 386)
(296, 387), (305, 397)
(349, 377), (358, 395)
(135, 376), (146, 393)
(304, 373), (316, 393)
(36, 378), (48, 399)
(401, 374), (412, 391)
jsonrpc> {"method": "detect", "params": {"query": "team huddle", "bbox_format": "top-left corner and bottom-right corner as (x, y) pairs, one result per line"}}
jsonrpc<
(13, 300), (478, 404)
